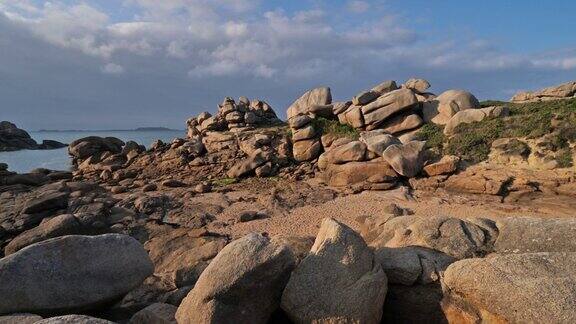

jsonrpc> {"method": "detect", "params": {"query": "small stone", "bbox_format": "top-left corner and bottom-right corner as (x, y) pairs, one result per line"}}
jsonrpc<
(162, 180), (187, 188)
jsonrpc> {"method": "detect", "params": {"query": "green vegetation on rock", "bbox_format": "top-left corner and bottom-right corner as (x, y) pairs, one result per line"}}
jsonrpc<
(212, 178), (238, 187)
(313, 117), (360, 140)
(418, 98), (576, 164)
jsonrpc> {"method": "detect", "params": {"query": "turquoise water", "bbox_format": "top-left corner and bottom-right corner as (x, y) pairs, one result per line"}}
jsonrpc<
(0, 130), (184, 173)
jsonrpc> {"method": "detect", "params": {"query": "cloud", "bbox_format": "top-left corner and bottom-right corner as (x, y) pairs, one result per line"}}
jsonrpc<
(101, 63), (125, 74)
(0, 1), (575, 130)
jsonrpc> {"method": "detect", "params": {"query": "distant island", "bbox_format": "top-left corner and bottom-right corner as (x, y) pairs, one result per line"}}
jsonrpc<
(37, 127), (183, 132)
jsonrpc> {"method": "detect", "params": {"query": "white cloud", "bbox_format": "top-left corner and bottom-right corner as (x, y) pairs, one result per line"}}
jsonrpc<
(1, 0), (575, 129)
(224, 21), (248, 38)
(101, 63), (125, 74)
(189, 60), (240, 77)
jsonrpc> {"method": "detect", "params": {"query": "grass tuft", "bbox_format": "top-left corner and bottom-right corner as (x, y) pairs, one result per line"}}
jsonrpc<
(312, 117), (360, 140)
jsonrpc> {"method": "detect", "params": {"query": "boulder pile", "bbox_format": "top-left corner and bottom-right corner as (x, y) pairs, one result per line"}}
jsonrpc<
(283, 78), (496, 189)
(512, 80), (576, 103)
(186, 97), (282, 136)
(0, 121), (66, 152)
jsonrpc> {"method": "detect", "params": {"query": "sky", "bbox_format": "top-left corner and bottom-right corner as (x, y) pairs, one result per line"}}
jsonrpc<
(0, 0), (575, 130)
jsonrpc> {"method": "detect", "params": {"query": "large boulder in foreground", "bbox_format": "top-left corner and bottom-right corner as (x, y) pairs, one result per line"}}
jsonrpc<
(176, 233), (296, 324)
(0, 234), (153, 315)
(442, 252), (576, 323)
(281, 218), (388, 324)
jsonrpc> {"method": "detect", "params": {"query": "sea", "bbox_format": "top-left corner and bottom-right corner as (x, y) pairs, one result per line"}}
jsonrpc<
(0, 130), (185, 173)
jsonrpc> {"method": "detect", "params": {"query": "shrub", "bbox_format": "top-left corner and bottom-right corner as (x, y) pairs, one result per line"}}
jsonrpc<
(442, 98), (576, 163)
(312, 117), (360, 140)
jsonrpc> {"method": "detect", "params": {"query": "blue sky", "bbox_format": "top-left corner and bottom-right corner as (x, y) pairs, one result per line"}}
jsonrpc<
(0, 0), (575, 130)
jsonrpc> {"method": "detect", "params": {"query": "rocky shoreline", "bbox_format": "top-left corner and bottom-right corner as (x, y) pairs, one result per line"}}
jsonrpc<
(1, 80), (576, 323)
(0, 121), (67, 152)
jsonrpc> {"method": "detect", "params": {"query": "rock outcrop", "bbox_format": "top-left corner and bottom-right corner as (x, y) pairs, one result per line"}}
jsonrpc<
(281, 218), (388, 324)
(443, 105), (509, 135)
(187, 97), (282, 136)
(422, 90), (480, 125)
(512, 80), (576, 103)
(0, 234), (153, 314)
(0, 121), (66, 152)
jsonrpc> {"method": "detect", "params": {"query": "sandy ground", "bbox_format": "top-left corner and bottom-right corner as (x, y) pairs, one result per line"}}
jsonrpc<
(213, 187), (576, 239)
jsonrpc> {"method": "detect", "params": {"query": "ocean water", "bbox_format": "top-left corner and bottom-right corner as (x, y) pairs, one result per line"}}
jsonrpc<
(0, 130), (185, 173)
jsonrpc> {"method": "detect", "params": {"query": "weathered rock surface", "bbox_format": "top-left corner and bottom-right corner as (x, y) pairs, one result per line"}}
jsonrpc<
(322, 141), (367, 164)
(444, 106), (509, 135)
(360, 130), (401, 156)
(423, 155), (460, 176)
(442, 252), (576, 323)
(382, 141), (427, 177)
(287, 87), (332, 119)
(35, 315), (114, 324)
(369, 216), (497, 259)
(404, 78), (431, 93)
(281, 218), (387, 324)
(321, 159), (398, 189)
(129, 303), (177, 324)
(5, 214), (92, 255)
(176, 233), (296, 324)
(380, 113), (423, 134)
(361, 89), (418, 128)
(292, 139), (322, 162)
(494, 217), (576, 254)
(512, 81), (576, 102)
(0, 234), (153, 314)
(145, 228), (227, 288)
(227, 148), (269, 178)
(423, 90), (480, 125)
(0, 313), (43, 324)
(371, 80), (398, 95)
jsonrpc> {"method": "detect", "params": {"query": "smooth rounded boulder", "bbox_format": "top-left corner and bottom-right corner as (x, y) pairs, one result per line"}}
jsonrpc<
(281, 218), (388, 324)
(442, 252), (576, 323)
(176, 233), (296, 324)
(0, 234), (153, 315)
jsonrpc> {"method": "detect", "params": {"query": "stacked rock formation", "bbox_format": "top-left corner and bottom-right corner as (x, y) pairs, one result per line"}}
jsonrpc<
(338, 80), (424, 133)
(0, 121), (66, 152)
(187, 97), (281, 137)
(286, 87), (333, 162)
(283, 79), (486, 188)
(512, 80), (576, 103)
